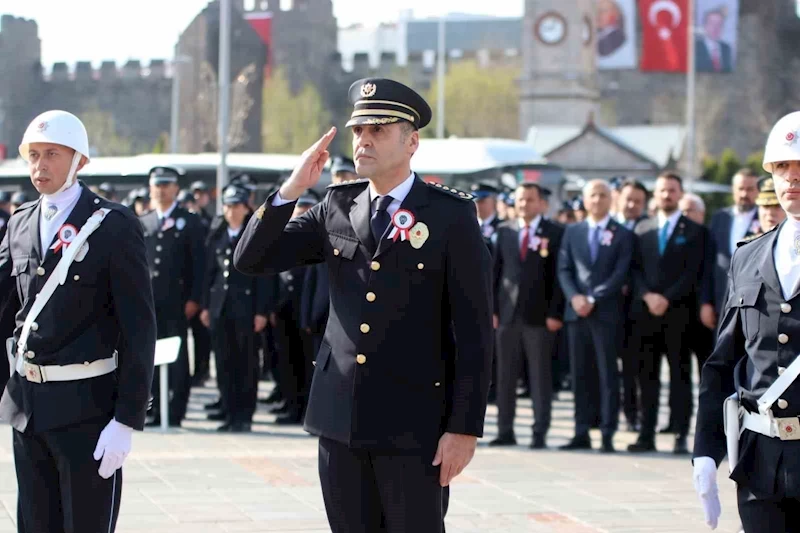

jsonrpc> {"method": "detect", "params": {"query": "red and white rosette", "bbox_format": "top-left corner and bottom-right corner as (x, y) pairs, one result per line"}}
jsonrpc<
(387, 209), (415, 242)
(50, 223), (77, 253)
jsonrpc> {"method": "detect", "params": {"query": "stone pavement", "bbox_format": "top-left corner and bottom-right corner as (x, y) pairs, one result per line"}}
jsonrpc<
(0, 377), (743, 533)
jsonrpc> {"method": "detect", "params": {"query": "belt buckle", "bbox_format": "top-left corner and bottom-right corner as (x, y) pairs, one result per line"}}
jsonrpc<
(23, 362), (42, 384)
(776, 417), (800, 440)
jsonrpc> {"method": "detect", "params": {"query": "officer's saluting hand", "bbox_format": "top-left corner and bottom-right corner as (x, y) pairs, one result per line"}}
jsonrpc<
(234, 78), (493, 533)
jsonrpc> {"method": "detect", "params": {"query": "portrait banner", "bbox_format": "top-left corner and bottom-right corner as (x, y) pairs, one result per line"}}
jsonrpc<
(596, 0), (637, 69)
(695, 0), (739, 73)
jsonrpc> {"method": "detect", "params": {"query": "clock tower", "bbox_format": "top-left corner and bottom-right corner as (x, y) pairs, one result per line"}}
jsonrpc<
(519, 0), (599, 135)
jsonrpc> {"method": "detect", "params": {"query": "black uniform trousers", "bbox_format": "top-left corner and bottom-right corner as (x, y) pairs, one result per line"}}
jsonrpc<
(189, 314), (211, 382)
(150, 309), (191, 423)
(619, 316), (640, 426)
(567, 318), (620, 437)
(633, 308), (692, 439)
(273, 309), (313, 414)
(14, 415), (122, 533)
(738, 476), (800, 532)
(211, 314), (259, 424)
(319, 437), (449, 533)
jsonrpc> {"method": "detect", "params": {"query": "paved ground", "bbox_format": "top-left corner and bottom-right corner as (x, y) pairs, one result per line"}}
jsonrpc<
(0, 370), (742, 532)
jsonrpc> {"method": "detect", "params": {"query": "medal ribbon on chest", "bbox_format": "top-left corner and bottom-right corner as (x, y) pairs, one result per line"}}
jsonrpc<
(387, 209), (415, 242)
(50, 223), (77, 253)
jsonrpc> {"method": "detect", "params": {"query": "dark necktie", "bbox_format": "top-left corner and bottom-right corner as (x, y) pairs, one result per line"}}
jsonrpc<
(370, 195), (393, 246)
(590, 225), (601, 263)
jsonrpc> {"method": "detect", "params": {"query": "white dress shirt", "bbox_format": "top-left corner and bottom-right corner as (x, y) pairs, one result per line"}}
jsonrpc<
(657, 210), (682, 242)
(154, 201), (178, 223)
(40, 182), (82, 253)
(517, 215), (542, 249)
(227, 227), (241, 240)
(586, 215), (611, 246)
(729, 208), (758, 255)
(774, 218), (800, 300)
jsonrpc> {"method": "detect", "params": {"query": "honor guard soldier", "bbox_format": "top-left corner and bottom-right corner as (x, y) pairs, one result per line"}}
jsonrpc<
(693, 111), (800, 530)
(140, 167), (206, 427)
(234, 77), (493, 533)
(0, 110), (156, 532)
(200, 185), (269, 432)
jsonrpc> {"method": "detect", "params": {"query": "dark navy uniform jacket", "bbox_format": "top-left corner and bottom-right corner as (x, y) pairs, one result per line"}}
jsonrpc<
(234, 176), (493, 456)
(695, 223), (800, 497)
(139, 206), (205, 336)
(0, 184), (156, 432)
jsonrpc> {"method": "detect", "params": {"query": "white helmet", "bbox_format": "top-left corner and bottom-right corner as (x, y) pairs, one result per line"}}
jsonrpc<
(18, 110), (90, 194)
(763, 111), (800, 173)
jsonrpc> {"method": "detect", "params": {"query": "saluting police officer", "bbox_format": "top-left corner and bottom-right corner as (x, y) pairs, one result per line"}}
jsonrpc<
(140, 167), (206, 427)
(200, 185), (269, 432)
(693, 111), (800, 530)
(0, 110), (155, 532)
(234, 78), (493, 533)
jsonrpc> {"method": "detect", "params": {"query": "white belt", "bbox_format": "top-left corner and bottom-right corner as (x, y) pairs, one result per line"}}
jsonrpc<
(16, 355), (117, 384)
(742, 411), (800, 441)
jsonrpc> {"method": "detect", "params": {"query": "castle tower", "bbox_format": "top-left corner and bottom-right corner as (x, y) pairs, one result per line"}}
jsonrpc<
(519, 0), (599, 136)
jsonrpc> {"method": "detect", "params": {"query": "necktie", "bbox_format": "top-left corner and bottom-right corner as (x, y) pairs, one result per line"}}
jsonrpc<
(43, 204), (57, 221)
(590, 225), (601, 263)
(520, 225), (530, 261)
(658, 222), (670, 255)
(370, 195), (393, 246)
(711, 46), (721, 72)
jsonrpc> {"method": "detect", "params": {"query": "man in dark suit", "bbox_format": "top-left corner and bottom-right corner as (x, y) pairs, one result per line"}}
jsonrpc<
(301, 262), (329, 356)
(200, 185), (270, 432)
(693, 111), (800, 531)
(616, 179), (649, 429)
(597, 0), (626, 57)
(628, 172), (706, 454)
(695, 8), (733, 73)
(490, 182), (565, 449)
(139, 167), (206, 427)
(709, 168), (760, 319)
(234, 78), (493, 533)
(557, 180), (633, 453)
(0, 110), (155, 532)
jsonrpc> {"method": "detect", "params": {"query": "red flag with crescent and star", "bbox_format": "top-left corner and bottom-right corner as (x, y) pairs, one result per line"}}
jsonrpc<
(638, 0), (689, 72)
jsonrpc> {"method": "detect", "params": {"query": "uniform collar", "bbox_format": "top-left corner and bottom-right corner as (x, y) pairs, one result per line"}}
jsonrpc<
(42, 181), (81, 209)
(155, 201), (178, 220)
(368, 172), (415, 205)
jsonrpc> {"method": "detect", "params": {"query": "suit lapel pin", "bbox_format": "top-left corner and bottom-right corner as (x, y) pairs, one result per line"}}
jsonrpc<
(388, 209), (415, 242)
(409, 222), (429, 249)
(50, 223), (77, 254)
(176, 217), (186, 231)
(601, 229), (614, 246)
(540, 237), (550, 258)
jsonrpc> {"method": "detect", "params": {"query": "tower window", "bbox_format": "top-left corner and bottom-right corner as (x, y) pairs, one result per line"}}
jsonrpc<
(280, 0), (293, 10)
(243, 0), (255, 10)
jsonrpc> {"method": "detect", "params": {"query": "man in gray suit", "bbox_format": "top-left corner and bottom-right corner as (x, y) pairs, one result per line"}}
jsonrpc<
(557, 180), (633, 453)
(491, 183), (565, 449)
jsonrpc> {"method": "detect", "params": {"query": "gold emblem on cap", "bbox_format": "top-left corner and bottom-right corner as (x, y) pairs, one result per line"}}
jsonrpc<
(765, 178), (774, 189)
(360, 82), (377, 98)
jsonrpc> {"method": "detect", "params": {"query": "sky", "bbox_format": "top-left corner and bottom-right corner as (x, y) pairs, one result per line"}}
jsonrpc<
(2, 0), (523, 70)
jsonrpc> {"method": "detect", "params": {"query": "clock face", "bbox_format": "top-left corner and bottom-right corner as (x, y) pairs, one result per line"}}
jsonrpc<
(535, 12), (567, 46)
(582, 15), (593, 46)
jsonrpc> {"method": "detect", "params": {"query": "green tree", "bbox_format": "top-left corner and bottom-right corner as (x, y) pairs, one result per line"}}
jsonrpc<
(152, 132), (169, 153)
(425, 60), (520, 139)
(262, 68), (331, 153)
(700, 155), (719, 182)
(81, 107), (134, 156)
(715, 148), (741, 184)
(745, 150), (765, 175)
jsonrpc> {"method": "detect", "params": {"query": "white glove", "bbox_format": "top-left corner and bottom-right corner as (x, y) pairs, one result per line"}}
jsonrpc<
(693, 456), (721, 529)
(93, 419), (133, 479)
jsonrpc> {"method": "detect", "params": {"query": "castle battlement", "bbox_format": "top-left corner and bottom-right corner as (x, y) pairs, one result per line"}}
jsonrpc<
(42, 59), (171, 82)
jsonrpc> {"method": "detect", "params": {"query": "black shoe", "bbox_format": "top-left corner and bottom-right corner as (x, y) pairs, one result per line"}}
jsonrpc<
(268, 403), (288, 415)
(217, 422), (233, 432)
(559, 434), (592, 450)
(601, 435), (616, 454)
(530, 434), (546, 449)
(168, 418), (182, 427)
(204, 400), (222, 411)
(192, 373), (210, 386)
(274, 412), (302, 425)
(627, 438), (656, 453)
(625, 421), (640, 432)
(673, 435), (689, 455)
(659, 424), (676, 434)
(229, 422), (252, 433)
(207, 411), (227, 421)
(145, 417), (161, 427)
(517, 388), (530, 398)
(489, 434), (517, 446)
(259, 390), (283, 405)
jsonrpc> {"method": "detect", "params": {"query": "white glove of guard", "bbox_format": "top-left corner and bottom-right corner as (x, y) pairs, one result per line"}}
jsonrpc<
(693, 456), (721, 529)
(93, 419), (133, 479)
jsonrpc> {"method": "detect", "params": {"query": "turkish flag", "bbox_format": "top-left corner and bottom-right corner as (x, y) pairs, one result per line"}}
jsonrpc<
(245, 12), (273, 77)
(638, 0), (689, 72)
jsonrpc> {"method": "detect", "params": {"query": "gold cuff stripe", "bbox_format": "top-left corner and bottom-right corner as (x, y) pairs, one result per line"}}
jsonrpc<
(355, 100), (420, 119)
(350, 109), (416, 123)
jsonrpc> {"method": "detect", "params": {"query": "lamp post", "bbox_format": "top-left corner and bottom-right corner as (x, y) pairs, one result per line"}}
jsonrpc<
(169, 55), (193, 154)
(217, 0), (232, 214)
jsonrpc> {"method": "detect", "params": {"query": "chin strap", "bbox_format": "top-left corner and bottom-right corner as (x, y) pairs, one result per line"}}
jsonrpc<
(54, 151), (83, 195)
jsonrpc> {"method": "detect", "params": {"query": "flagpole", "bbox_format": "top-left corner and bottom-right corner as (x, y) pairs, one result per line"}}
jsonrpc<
(217, 0), (232, 215)
(436, 16), (446, 139)
(685, 0), (696, 184)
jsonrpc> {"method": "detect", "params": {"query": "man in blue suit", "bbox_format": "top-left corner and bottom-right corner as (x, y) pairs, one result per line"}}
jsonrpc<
(557, 180), (634, 453)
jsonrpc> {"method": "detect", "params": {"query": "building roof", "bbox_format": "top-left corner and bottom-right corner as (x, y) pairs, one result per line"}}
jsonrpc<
(526, 124), (686, 169)
(412, 137), (547, 174)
